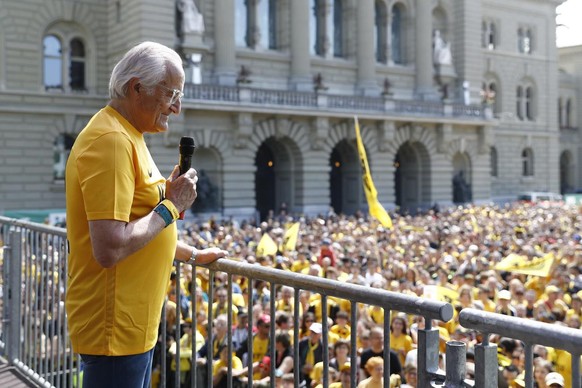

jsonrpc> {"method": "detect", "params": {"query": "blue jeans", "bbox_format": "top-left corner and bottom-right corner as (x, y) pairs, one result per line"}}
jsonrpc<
(80, 348), (154, 388)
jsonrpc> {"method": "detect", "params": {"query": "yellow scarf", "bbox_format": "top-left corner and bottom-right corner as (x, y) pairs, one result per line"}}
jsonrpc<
(306, 340), (319, 366)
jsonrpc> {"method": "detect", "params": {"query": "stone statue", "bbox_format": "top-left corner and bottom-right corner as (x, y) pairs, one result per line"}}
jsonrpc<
(177, 0), (205, 34)
(433, 30), (452, 65)
(452, 170), (472, 203)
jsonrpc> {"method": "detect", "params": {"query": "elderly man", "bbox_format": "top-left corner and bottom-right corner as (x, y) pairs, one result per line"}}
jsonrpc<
(65, 41), (227, 387)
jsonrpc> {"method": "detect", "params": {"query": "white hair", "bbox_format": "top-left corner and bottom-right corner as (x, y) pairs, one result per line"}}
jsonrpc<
(109, 41), (184, 99)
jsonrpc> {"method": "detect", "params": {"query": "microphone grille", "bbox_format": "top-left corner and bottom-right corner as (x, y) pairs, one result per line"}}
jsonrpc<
(180, 136), (195, 147)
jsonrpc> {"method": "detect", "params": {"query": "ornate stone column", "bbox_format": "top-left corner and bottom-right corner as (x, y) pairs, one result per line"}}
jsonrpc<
(214, 0), (237, 85)
(290, 0), (312, 91)
(356, 0), (378, 95)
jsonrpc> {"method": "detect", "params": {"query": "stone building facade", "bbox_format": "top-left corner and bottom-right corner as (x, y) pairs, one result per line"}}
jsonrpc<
(0, 0), (570, 221)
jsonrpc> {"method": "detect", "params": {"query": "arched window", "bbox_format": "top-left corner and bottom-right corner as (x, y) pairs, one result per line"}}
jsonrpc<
(333, 0), (344, 57)
(43, 35), (63, 90)
(566, 99), (572, 128)
(525, 87), (533, 120)
(516, 86), (523, 120)
(522, 148), (534, 177)
(235, 0), (250, 47)
(54, 133), (75, 180)
(375, 1), (388, 63)
(391, 4), (403, 64)
(69, 38), (86, 91)
(490, 146), (498, 177)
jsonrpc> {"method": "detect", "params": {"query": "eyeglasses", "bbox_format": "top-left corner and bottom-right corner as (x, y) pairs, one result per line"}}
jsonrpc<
(157, 84), (184, 105)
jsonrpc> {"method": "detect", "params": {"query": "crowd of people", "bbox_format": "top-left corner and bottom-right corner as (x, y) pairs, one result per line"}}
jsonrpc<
(154, 201), (581, 387)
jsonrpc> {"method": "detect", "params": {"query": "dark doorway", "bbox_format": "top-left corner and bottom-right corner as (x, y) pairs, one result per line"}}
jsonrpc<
(394, 153), (402, 208)
(393, 141), (430, 213)
(255, 142), (276, 220)
(330, 148), (343, 214)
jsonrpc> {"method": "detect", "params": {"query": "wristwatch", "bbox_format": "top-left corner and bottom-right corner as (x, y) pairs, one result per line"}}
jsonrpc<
(186, 248), (198, 265)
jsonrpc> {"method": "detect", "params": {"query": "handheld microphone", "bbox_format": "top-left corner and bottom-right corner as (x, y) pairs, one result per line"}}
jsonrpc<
(178, 136), (196, 219)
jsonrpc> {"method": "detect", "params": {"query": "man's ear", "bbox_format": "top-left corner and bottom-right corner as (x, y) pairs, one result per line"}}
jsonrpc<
(128, 78), (141, 97)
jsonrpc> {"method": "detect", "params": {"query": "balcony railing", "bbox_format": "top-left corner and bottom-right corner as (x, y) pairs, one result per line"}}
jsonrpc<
(183, 84), (487, 120)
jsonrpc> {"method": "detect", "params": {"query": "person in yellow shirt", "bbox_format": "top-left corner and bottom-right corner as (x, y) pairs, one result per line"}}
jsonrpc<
(330, 311), (351, 342)
(565, 291), (581, 319)
(212, 343), (246, 387)
(389, 315), (414, 367)
(290, 251), (311, 273)
(64, 41), (227, 388)
(548, 347), (581, 388)
(212, 286), (239, 319)
(474, 285), (496, 312)
(275, 286), (297, 314)
(168, 319), (204, 387)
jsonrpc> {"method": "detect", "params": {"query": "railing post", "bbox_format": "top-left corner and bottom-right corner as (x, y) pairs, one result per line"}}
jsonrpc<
(444, 341), (466, 388)
(417, 325), (440, 387)
(6, 229), (22, 364)
(473, 338), (498, 388)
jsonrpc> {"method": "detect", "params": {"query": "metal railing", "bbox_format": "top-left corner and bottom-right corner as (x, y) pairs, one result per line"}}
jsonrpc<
(182, 83), (487, 119)
(460, 309), (582, 388)
(1, 216), (581, 388)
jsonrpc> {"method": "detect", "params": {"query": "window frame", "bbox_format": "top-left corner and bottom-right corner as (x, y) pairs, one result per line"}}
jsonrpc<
(43, 23), (91, 93)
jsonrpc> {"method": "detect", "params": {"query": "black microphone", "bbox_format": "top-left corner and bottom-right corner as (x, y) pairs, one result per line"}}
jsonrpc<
(178, 136), (196, 219)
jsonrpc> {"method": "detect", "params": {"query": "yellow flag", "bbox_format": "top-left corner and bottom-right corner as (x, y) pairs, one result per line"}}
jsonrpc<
(423, 285), (460, 304)
(470, 215), (480, 233)
(494, 253), (555, 277)
(355, 117), (393, 229)
(282, 222), (300, 252)
(256, 233), (278, 257)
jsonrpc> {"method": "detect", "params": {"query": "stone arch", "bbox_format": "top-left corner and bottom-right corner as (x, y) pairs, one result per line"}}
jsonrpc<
(386, 125), (435, 213)
(190, 128), (231, 157)
(249, 118), (310, 154)
(387, 124), (438, 156)
(445, 137), (478, 163)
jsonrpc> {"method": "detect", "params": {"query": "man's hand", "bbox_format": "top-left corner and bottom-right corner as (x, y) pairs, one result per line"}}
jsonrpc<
(195, 247), (229, 265)
(165, 165), (198, 213)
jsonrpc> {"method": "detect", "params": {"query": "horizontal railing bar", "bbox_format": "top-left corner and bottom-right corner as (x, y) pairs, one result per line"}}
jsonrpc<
(0, 216), (66, 235)
(205, 258), (453, 322)
(459, 308), (582, 354)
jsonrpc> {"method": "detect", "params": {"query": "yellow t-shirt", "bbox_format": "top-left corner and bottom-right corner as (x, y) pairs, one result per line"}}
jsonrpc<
(66, 106), (176, 355)
(369, 306), (385, 325)
(213, 355), (243, 374)
(330, 324), (351, 341)
(389, 333), (413, 366)
(290, 260), (310, 273)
